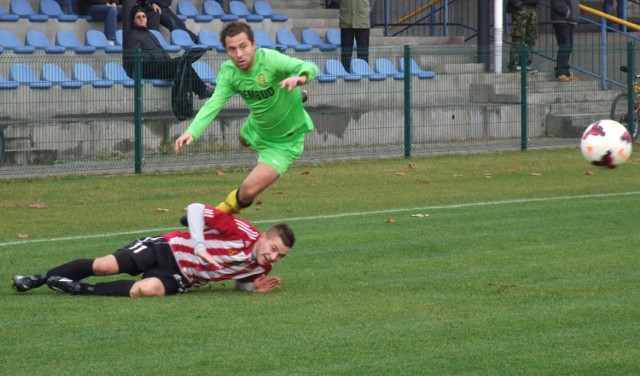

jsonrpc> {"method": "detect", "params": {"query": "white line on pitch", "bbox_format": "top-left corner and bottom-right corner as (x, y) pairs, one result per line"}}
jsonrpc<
(1, 191), (638, 248)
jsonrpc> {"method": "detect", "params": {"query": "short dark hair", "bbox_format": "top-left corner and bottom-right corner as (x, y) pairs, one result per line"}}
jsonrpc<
(267, 223), (295, 249)
(219, 21), (254, 48)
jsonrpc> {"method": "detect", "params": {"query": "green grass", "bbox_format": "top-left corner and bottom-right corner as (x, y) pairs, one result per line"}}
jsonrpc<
(1, 149), (640, 375)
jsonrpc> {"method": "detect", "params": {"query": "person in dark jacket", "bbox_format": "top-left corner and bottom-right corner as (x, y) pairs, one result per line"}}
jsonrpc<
(141, 0), (198, 43)
(550, 0), (580, 82)
(123, 6), (214, 99)
(507, 0), (540, 73)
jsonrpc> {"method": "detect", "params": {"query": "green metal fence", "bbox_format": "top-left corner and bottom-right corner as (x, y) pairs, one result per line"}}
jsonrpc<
(0, 43), (633, 177)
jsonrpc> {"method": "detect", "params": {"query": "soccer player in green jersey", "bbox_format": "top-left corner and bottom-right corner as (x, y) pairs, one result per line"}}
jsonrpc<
(174, 22), (318, 214)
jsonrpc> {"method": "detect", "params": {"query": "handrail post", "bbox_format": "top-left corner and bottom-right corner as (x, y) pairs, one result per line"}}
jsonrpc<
(519, 44), (528, 151)
(403, 45), (412, 158)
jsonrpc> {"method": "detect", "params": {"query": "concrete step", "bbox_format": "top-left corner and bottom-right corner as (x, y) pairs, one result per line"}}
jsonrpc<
(285, 8), (339, 19)
(269, 0), (324, 9)
(545, 113), (610, 138)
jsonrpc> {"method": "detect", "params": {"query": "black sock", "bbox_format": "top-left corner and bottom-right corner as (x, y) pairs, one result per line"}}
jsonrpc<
(81, 280), (135, 297)
(45, 259), (94, 281)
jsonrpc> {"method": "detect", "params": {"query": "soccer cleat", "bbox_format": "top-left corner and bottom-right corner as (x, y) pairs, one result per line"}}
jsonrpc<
(12, 274), (44, 292)
(180, 214), (189, 227)
(47, 276), (81, 295)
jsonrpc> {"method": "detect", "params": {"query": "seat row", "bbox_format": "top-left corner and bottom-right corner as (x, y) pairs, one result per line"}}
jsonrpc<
(0, 0), (285, 23)
(0, 57), (435, 90)
(0, 27), (341, 54)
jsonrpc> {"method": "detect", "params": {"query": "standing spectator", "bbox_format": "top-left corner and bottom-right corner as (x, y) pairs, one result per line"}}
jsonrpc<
(550, 0), (580, 82)
(507, 0), (540, 73)
(78, 0), (123, 44)
(338, 0), (371, 72)
(603, 0), (625, 29)
(141, 0), (199, 43)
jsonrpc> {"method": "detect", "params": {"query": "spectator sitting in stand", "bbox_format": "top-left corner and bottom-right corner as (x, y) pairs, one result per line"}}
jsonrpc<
(140, 0), (199, 43)
(123, 6), (214, 99)
(78, 0), (123, 44)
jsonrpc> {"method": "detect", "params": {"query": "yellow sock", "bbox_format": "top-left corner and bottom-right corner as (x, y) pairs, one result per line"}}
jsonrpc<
(216, 189), (244, 214)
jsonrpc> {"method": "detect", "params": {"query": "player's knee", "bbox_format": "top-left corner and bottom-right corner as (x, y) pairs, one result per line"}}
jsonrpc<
(92, 256), (118, 276)
(130, 278), (165, 297)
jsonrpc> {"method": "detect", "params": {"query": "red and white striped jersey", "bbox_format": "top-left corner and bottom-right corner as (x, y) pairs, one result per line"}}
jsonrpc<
(162, 205), (272, 286)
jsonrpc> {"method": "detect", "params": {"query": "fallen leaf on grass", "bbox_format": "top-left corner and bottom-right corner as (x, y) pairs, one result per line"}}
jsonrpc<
(395, 172), (405, 176)
(300, 171), (311, 175)
(29, 203), (47, 209)
(530, 172), (542, 176)
(454, 174), (463, 177)
(156, 208), (170, 212)
(584, 171), (594, 175)
(411, 213), (430, 218)
(255, 198), (262, 205)
(17, 234), (29, 239)
(214, 170), (227, 176)
(274, 191), (285, 195)
(484, 173), (492, 179)
(407, 163), (415, 170)
(384, 218), (396, 223)
(420, 181), (429, 186)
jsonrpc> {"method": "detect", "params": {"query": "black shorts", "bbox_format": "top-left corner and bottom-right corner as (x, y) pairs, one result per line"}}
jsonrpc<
(113, 236), (190, 295)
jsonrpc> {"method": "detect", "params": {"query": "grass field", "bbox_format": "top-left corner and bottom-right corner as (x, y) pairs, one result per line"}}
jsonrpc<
(1, 148), (639, 375)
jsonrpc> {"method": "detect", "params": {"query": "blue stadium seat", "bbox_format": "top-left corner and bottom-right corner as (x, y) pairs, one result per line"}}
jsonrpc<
(0, 4), (20, 21)
(253, 1), (287, 22)
(103, 62), (134, 87)
(202, 0), (238, 21)
(350, 59), (386, 81)
(254, 29), (285, 50)
(10, 0), (49, 21)
(10, 63), (52, 89)
(150, 29), (181, 52)
(72, 63), (114, 88)
(25, 30), (66, 54)
(40, 63), (83, 88)
(398, 57), (436, 79)
(171, 29), (206, 50)
(324, 59), (362, 82)
(304, 59), (336, 83)
(55, 30), (95, 53)
(198, 29), (226, 52)
(177, 0), (213, 22)
(301, 29), (336, 51)
(0, 30), (36, 53)
(192, 61), (216, 85)
(275, 30), (312, 52)
(374, 58), (404, 80)
(229, 1), (263, 22)
(326, 28), (340, 46)
(0, 73), (20, 89)
(115, 29), (123, 46)
(40, 0), (78, 21)
(85, 30), (122, 53)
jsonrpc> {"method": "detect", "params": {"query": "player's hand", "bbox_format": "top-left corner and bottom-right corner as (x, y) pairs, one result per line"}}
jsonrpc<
(279, 76), (307, 91)
(174, 133), (194, 154)
(196, 250), (221, 269)
(152, 3), (162, 14)
(253, 275), (281, 293)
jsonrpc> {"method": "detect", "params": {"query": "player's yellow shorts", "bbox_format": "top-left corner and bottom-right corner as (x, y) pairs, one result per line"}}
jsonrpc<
(240, 125), (305, 175)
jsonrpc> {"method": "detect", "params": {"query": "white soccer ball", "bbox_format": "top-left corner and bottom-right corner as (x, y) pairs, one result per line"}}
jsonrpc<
(580, 120), (633, 168)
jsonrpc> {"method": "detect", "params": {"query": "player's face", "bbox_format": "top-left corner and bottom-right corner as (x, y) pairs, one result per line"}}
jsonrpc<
(133, 11), (147, 28)
(255, 233), (290, 266)
(224, 32), (256, 73)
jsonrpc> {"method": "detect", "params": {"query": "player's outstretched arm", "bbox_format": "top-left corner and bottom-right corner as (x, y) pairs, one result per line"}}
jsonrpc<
(252, 275), (281, 293)
(174, 132), (194, 154)
(279, 75), (308, 91)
